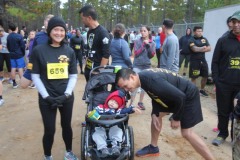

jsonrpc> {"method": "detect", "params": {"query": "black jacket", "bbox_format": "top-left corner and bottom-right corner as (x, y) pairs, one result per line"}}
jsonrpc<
(211, 31), (240, 85)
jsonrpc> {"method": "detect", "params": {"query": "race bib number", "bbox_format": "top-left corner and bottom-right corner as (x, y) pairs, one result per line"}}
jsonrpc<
(75, 45), (81, 50)
(86, 59), (94, 69)
(192, 69), (200, 76)
(229, 57), (240, 69)
(47, 63), (68, 79)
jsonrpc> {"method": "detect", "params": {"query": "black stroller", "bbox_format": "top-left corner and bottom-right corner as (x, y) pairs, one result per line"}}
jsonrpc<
(81, 66), (134, 160)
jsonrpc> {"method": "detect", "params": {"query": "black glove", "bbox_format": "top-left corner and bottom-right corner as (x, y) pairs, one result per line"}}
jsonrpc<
(145, 43), (150, 49)
(234, 104), (240, 119)
(45, 96), (58, 109)
(55, 95), (68, 106)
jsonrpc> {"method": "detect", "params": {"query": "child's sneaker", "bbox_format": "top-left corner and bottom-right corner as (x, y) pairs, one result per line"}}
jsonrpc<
(64, 151), (78, 160)
(100, 148), (110, 157)
(43, 155), (53, 160)
(138, 102), (146, 110)
(111, 146), (120, 156)
(136, 144), (160, 157)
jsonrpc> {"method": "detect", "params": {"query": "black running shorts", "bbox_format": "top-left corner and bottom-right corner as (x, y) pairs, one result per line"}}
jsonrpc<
(189, 60), (208, 78)
(152, 87), (203, 129)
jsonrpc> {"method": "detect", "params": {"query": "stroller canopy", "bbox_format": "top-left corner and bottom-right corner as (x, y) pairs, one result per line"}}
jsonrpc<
(82, 72), (116, 100)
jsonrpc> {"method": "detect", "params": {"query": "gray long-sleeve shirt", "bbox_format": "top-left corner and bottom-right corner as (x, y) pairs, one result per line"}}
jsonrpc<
(160, 33), (179, 73)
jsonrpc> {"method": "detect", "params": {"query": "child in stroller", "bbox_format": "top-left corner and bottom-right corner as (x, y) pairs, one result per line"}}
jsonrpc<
(90, 89), (141, 158)
(81, 66), (139, 160)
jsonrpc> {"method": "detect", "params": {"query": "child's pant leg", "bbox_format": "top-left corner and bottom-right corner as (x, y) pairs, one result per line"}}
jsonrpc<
(92, 127), (107, 150)
(109, 125), (123, 147)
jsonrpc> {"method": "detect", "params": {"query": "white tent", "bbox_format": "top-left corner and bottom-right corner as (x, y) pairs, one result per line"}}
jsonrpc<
(203, 4), (240, 75)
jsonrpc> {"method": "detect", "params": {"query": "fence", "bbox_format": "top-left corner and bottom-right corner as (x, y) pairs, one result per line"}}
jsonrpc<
(127, 22), (204, 38)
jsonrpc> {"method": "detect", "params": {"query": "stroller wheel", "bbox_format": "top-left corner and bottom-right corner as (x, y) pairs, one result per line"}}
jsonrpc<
(81, 127), (87, 160)
(128, 126), (134, 160)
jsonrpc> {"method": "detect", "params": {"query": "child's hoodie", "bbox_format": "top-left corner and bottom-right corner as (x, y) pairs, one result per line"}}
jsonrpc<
(95, 90), (134, 115)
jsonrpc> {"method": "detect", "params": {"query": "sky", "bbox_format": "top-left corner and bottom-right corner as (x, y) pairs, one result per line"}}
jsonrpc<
(60, 0), (68, 8)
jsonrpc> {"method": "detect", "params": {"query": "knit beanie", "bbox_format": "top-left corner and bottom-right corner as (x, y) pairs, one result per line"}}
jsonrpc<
(109, 95), (124, 107)
(47, 16), (67, 35)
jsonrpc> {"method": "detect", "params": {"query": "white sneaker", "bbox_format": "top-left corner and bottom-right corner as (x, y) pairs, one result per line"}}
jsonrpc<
(64, 151), (78, 160)
(13, 82), (18, 89)
(0, 99), (4, 106)
(0, 77), (5, 82)
(8, 78), (13, 84)
(43, 155), (53, 160)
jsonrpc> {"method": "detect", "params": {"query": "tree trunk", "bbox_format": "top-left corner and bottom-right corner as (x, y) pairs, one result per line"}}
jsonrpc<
(139, 0), (143, 25)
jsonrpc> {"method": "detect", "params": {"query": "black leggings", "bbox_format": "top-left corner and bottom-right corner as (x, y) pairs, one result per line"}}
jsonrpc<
(156, 49), (161, 68)
(75, 51), (83, 72)
(0, 53), (11, 72)
(39, 96), (74, 156)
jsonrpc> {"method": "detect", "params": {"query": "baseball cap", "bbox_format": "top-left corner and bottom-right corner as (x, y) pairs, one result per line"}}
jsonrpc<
(230, 11), (240, 21)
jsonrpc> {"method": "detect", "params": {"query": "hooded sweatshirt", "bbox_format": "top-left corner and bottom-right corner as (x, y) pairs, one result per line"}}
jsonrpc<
(179, 28), (192, 55)
(95, 90), (134, 115)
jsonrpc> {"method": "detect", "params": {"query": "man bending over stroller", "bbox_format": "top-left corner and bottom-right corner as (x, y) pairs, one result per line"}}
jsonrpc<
(91, 90), (141, 157)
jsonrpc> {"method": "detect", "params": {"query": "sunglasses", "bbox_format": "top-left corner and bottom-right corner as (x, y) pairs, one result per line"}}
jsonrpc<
(0, 30), (3, 32)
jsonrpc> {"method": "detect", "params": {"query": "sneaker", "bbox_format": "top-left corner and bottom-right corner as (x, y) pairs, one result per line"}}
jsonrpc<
(212, 127), (219, 132)
(100, 148), (110, 157)
(28, 84), (36, 89)
(199, 89), (208, 97)
(44, 155), (53, 160)
(111, 146), (120, 156)
(13, 82), (18, 89)
(8, 78), (13, 84)
(136, 144), (160, 157)
(212, 136), (225, 146)
(0, 99), (4, 106)
(138, 102), (146, 110)
(0, 77), (5, 82)
(64, 151), (78, 160)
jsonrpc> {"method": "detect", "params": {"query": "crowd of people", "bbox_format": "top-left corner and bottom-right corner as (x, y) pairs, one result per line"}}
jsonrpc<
(0, 4), (239, 160)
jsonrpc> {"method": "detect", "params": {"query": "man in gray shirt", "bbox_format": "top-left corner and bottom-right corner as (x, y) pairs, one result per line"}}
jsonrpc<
(160, 19), (179, 73)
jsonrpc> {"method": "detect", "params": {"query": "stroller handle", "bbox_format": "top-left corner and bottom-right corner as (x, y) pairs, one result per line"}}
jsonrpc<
(86, 114), (129, 126)
(89, 65), (121, 78)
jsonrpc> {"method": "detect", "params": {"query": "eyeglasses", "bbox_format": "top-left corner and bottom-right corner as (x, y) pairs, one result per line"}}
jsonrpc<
(0, 30), (3, 32)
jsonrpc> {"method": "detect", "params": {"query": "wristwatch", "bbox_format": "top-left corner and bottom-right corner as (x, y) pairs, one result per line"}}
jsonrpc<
(64, 93), (71, 99)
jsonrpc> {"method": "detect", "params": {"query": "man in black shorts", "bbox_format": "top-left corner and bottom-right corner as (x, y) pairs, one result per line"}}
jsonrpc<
(189, 26), (211, 97)
(115, 68), (215, 160)
(79, 5), (110, 81)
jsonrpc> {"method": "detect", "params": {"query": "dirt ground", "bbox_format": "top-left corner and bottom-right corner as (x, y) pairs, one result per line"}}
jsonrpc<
(0, 74), (232, 160)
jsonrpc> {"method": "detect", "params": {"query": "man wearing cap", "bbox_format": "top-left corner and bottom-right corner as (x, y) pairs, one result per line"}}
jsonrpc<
(79, 5), (110, 81)
(211, 10), (240, 146)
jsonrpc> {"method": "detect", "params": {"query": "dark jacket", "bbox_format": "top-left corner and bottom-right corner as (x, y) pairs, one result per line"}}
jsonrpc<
(211, 31), (240, 85)
(7, 32), (25, 59)
(70, 35), (85, 55)
(179, 29), (192, 55)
